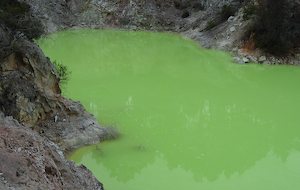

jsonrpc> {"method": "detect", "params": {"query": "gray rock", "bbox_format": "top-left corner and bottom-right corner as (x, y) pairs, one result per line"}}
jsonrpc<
(233, 57), (244, 64)
(232, 47), (238, 52)
(258, 56), (267, 63)
(248, 55), (257, 62)
(227, 16), (235, 22)
(54, 115), (58, 123)
(0, 117), (103, 190)
(230, 26), (236, 32)
(242, 57), (250, 63)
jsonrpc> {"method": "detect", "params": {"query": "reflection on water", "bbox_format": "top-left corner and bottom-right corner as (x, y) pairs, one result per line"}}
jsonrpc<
(38, 29), (300, 190)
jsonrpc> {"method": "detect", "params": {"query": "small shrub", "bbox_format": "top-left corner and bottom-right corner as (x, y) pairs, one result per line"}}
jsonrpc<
(249, 0), (300, 56)
(205, 4), (237, 31)
(243, 3), (257, 20)
(192, 2), (204, 11)
(174, 0), (190, 10)
(53, 61), (70, 84)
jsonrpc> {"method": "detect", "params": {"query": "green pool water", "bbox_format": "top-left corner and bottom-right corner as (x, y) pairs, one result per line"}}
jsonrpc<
(38, 29), (300, 190)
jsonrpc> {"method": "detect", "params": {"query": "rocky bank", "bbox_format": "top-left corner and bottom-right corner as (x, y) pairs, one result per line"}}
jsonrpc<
(22, 0), (300, 64)
(0, 113), (103, 190)
(0, 1), (117, 188)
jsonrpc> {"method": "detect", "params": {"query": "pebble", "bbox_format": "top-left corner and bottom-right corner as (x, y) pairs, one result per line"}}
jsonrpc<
(227, 16), (235, 22)
(258, 56), (267, 63)
(248, 55), (257, 62)
(242, 57), (250, 63)
(233, 57), (244, 64)
(230, 26), (236, 32)
(54, 115), (58, 123)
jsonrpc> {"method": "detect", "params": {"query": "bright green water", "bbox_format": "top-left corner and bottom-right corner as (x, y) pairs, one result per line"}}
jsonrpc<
(38, 29), (300, 190)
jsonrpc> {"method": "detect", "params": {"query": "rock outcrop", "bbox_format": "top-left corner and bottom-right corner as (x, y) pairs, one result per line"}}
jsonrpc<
(0, 113), (103, 190)
(0, 24), (112, 151)
(0, 3), (114, 188)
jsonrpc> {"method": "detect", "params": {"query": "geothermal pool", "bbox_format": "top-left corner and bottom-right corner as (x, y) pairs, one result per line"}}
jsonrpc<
(38, 29), (300, 190)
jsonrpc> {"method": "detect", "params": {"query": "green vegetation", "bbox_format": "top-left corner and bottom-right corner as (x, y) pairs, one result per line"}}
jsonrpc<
(0, 0), (43, 39)
(53, 61), (70, 84)
(250, 0), (300, 56)
(0, 0), (29, 14)
(192, 2), (204, 11)
(242, 2), (257, 20)
(205, 4), (237, 31)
